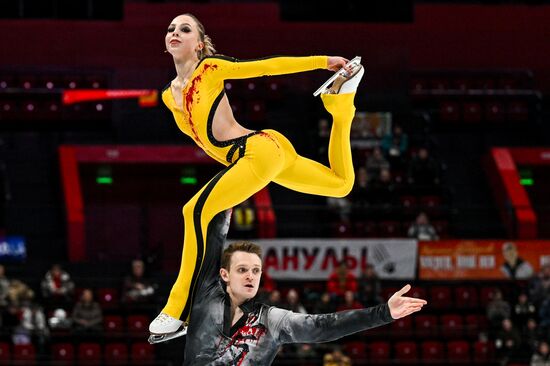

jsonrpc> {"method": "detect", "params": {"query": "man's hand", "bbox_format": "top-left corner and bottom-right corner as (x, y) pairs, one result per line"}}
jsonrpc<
(388, 284), (427, 319)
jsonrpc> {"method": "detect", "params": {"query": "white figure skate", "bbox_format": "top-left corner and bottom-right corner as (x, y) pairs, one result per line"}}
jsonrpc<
(313, 56), (364, 96)
(148, 313), (187, 344)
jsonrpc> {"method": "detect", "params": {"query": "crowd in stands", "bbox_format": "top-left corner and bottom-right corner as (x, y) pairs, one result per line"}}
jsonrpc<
(321, 119), (446, 240)
(1, 255), (550, 364)
(0, 260), (158, 363)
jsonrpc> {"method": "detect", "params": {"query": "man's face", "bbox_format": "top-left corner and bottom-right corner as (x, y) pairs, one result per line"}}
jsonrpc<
(503, 244), (518, 264)
(220, 251), (262, 303)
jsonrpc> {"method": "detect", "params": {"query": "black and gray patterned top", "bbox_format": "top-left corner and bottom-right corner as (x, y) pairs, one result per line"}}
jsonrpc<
(183, 211), (394, 366)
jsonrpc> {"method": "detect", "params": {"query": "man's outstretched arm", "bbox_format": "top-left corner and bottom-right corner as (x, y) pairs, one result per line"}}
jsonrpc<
(271, 285), (427, 344)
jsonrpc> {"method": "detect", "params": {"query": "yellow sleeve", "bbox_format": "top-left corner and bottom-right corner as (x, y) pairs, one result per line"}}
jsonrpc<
(203, 55), (328, 80)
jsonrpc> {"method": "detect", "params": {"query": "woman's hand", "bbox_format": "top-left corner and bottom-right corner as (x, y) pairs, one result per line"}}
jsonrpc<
(327, 56), (350, 73)
(387, 284), (427, 319)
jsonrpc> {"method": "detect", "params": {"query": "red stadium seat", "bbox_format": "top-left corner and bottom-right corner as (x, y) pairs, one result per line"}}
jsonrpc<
(78, 343), (102, 364)
(14, 344), (36, 365)
(440, 101), (460, 122)
(370, 342), (390, 362)
(421, 341), (444, 364)
(0, 342), (10, 362)
(354, 221), (378, 237)
(419, 195), (442, 217)
(97, 287), (119, 309)
(507, 100), (529, 122)
(127, 315), (150, 334)
(343, 341), (368, 360)
(394, 341), (418, 363)
(391, 316), (413, 338)
(415, 314), (438, 338)
(431, 78), (450, 91)
(409, 286), (427, 300)
(479, 286), (499, 307)
(473, 340), (494, 364)
(411, 78), (428, 93)
(331, 220), (353, 238)
(51, 343), (75, 365)
(447, 340), (470, 363)
(105, 343), (128, 365)
(441, 314), (464, 339)
(485, 102), (505, 122)
(104, 315), (124, 333)
(131, 342), (155, 363)
(378, 221), (402, 237)
(400, 195), (418, 216)
(432, 220), (450, 238)
(245, 100), (266, 121)
(463, 102), (482, 123)
(455, 286), (478, 309)
(429, 286), (452, 309)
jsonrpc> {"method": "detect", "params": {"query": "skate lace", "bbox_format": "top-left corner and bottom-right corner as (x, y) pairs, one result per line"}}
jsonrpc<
(156, 313), (173, 324)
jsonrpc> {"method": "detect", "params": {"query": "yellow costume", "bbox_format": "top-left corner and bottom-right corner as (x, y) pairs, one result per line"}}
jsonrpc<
(161, 55), (357, 321)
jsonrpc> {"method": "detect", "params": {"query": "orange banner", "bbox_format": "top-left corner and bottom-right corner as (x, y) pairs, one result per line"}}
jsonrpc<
(418, 240), (550, 280)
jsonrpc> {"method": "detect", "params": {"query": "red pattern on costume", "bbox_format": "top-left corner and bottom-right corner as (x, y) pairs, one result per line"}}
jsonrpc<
(220, 313), (267, 365)
(184, 63), (218, 148)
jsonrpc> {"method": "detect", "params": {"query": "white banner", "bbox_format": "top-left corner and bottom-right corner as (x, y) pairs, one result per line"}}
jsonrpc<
(253, 239), (417, 280)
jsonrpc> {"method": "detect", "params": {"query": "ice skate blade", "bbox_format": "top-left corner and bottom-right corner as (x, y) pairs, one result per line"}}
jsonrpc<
(313, 56), (362, 97)
(148, 328), (188, 344)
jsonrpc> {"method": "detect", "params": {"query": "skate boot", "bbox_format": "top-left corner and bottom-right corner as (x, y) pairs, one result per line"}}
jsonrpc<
(148, 313), (187, 344)
(313, 56), (364, 96)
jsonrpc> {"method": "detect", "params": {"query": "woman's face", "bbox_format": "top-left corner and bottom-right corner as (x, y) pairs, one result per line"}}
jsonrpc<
(165, 15), (203, 59)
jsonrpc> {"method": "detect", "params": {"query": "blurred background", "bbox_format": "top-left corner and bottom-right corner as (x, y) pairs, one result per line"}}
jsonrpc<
(0, 0), (550, 364)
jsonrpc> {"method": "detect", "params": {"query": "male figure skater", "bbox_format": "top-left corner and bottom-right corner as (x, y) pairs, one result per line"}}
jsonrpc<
(154, 211), (427, 365)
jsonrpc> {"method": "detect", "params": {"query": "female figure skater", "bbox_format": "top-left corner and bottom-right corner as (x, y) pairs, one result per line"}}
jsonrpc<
(149, 13), (364, 342)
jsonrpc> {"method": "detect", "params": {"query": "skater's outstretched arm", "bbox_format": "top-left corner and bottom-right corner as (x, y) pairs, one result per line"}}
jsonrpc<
(270, 285), (426, 344)
(202, 55), (350, 81)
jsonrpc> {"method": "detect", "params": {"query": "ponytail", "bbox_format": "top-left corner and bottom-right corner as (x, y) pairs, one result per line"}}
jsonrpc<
(182, 13), (217, 60)
(199, 34), (216, 60)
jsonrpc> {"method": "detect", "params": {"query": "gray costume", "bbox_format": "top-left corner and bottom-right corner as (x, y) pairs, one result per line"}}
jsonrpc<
(183, 211), (394, 365)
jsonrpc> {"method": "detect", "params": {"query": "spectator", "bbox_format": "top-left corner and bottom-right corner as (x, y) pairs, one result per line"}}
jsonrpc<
(501, 242), (534, 280)
(40, 264), (75, 304)
(523, 318), (542, 356)
(531, 341), (550, 366)
(381, 124), (409, 169)
(357, 263), (382, 307)
(337, 290), (363, 312)
(7, 279), (34, 307)
(407, 147), (440, 194)
(72, 289), (102, 334)
(326, 196), (352, 223)
(122, 259), (156, 303)
(257, 269), (276, 302)
(327, 261), (358, 299)
(0, 264), (9, 308)
(323, 346), (352, 366)
(495, 318), (522, 365)
(407, 212), (439, 241)
(351, 167), (370, 221)
(231, 198), (256, 239)
(313, 292), (336, 314)
(529, 264), (550, 306)
(265, 290), (283, 308)
(366, 146), (390, 181)
(283, 289), (307, 314)
(487, 289), (512, 329)
(13, 301), (49, 353)
(538, 297), (550, 331)
(514, 293), (537, 326)
(367, 168), (397, 218)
